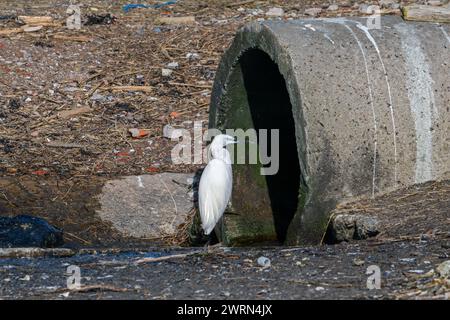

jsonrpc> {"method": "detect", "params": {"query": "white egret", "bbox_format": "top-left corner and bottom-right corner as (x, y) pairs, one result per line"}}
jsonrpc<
(198, 134), (237, 235)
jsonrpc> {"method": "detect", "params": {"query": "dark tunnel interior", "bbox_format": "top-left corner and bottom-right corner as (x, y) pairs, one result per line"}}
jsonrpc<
(239, 49), (302, 243)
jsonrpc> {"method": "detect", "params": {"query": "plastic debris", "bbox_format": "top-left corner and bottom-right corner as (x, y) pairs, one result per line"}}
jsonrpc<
(257, 256), (271, 268)
(129, 128), (150, 139)
(266, 7), (284, 17)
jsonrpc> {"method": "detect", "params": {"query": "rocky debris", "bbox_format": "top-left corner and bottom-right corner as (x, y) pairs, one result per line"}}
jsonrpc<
(304, 7), (322, 17)
(265, 7), (284, 17)
(436, 260), (450, 278)
(0, 215), (64, 248)
(96, 173), (195, 239)
(327, 214), (380, 243)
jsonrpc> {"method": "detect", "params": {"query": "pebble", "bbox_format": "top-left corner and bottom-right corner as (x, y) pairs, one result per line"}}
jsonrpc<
(257, 256), (271, 268)
(436, 260), (450, 278)
(304, 7), (322, 17)
(163, 124), (183, 139)
(315, 286), (325, 291)
(167, 62), (179, 69)
(266, 7), (284, 17)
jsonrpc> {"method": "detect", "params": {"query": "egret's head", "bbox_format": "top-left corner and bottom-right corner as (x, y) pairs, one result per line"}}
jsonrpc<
(211, 134), (238, 149)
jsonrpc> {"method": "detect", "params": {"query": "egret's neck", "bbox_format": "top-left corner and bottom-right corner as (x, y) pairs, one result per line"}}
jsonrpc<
(210, 146), (231, 164)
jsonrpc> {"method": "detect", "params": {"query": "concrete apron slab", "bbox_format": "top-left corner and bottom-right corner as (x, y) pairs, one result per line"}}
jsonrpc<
(97, 173), (195, 239)
(209, 16), (450, 245)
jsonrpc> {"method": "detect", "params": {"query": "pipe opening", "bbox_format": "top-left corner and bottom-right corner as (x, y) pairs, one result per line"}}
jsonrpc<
(228, 48), (302, 244)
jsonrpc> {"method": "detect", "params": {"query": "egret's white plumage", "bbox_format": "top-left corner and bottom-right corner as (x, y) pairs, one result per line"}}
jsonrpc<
(198, 134), (236, 235)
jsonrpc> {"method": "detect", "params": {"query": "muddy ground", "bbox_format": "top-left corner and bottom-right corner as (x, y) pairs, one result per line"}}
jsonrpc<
(0, 236), (448, 299)
(0, 0), (449, 300)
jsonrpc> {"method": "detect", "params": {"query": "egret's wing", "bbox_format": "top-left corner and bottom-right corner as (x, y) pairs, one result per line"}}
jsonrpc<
(198, 159), (232, 235)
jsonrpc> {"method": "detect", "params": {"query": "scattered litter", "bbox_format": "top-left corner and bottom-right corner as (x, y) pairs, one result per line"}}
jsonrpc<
(257, 256), (271, 268)
(407, 270), (425, 274)
(58, 107), (92, 119)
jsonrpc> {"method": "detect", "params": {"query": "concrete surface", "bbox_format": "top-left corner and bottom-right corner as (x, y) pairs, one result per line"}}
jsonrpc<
(209, 16), (450, 245)
(97, 173), (195, 238)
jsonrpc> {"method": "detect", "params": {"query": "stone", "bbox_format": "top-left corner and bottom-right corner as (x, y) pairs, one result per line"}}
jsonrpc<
(209, 17), (449, 245)
(97, 173), (195, 238)
(379, 0), (394, 8)
(0, 215), (64, 248)
(186, 52), (200, 60)
(266, 7), (284, 17)
(329, 214), (380, 243)
(436, 260), (450, 278)
(327, 4), (339, 11)
(304, 7), (322, 16)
